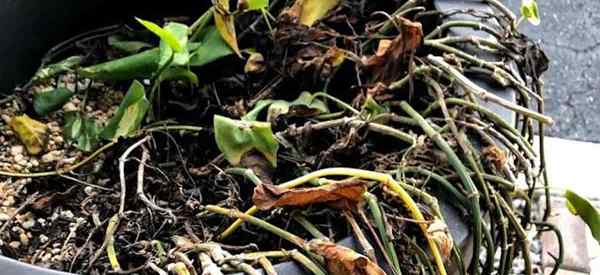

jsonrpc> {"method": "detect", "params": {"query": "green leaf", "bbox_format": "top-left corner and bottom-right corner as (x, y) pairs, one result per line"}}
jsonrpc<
(108, 35), (152, 54)
(64, 112), (101, 152)
(214, 115), (279, 167)
(361, 95), (388, 119)
(33, 56), (83, 82)
(79, 48), (160, 81)
(33, 88), (75, 116)
(158, 22), (190, 68)
(242, 92), (329, 121)
(565, 190), (600, 245)
(247, 0), (269, 11)
(160, 67), (199, 86)
(136, 18), (184, 52)
(100, 80), (150, 140)
(520, 0), (540, 26)
(189, 26), (234, 67)
(291, 92), (329, 114)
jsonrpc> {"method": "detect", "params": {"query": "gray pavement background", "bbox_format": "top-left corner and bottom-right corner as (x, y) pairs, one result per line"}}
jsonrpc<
(504, 0), (600, 143)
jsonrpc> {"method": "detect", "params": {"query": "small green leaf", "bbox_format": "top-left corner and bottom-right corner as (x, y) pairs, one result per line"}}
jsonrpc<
(33, 56), (83, 82)
(246, 0), (269, 11)
(242, 92), (329, 121)
(214, 115), (279, 167)
(158, 22), (190, 68)
(243, 99), (275, 121)
(100, 80), (150, 140)
(565, 190), (600, 245)
(520, 0), (540, 26)
(108, 35), (152, 54)
(361, 95), (388, 119)
(33, 88), (75, 116)
(189, 26), (234, 67)
(135, 18), (184, 52)
(64, 112), (101, 152)
(291, 92), (329, 114)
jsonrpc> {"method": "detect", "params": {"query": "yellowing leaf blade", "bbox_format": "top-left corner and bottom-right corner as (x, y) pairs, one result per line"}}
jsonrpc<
(100, 81), (149, 140)
(299, 0), (340, 26)
(9, 115), (49, 155)
(213, 1), (242, 57)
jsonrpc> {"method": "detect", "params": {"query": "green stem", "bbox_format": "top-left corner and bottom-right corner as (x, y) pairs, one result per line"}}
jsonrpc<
(293, 214), (327, 240)
(400, 101), (481, 275)
(364, 193), (402, 274)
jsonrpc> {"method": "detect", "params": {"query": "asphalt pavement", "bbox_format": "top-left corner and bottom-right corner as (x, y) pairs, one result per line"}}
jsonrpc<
(505, 0), (600, 142)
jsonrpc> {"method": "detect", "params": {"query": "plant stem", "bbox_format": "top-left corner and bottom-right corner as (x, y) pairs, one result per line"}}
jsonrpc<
(425, 20), (502, 40)
(364, 193), (402, 274)
(219, 168), (448, 275)
(293, 214), (327, 240)
(206, 205), (307, 248)
(426, 55), (552, 124)
(400, 101), (480, 275)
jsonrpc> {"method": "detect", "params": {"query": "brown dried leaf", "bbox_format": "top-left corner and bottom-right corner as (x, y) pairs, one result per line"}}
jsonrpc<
(9, 114), (49, 155)
(365, 18), (423, 82)
(482, 145), (507, 170)
(253, 180), (368, 210)
(308, 239), (385, 275)
(214, 0), (242, 57)
(427, 219), (454, 261)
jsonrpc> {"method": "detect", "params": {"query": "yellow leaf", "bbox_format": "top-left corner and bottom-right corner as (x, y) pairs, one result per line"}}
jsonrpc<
(299, 0), (340, 27)
(214, 0), (242, 57)
(9, 115), (49, 155)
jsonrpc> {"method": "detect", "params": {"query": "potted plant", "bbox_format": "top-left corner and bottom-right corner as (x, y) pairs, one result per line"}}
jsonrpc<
(0, 0), (567, 275)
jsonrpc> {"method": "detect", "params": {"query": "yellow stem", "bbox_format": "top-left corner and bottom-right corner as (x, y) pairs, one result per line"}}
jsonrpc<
(218, 167), (447, 275)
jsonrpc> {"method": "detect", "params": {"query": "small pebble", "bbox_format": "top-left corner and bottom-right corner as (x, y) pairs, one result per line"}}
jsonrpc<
(19, 232), (29, 246)
(39, 234), (49, 244)
(0, 213), (10, 221)
(22, 219), (35, 229)
(8, 241), (20, 249)
(1, 114), (11, 124)
(41, 151), (63, 163)
(10, 145), (23, 156)
(3, 196), (15, 207)
(60, 210), (74, 220)
(62, 102), (78, 112)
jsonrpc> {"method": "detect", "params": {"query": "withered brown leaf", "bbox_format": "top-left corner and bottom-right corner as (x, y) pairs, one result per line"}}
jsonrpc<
(308, 239), (385, 275)
(365, 18), (423, 82)
(253, 180), (368, 210)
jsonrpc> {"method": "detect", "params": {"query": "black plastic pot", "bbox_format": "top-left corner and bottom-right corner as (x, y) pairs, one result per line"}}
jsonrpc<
(0, 1), (515, 274)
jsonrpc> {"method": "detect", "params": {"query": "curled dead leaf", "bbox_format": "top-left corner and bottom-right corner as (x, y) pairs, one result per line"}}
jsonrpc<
(253, 180), (368, 210)
(307, 239), (385, 275)
(365, 18), (423, 82)
(427, 219), (454, 261)
(9, 115), (49, 155)
(214, 0), (242, 57)
(482, 145), (507, 170)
